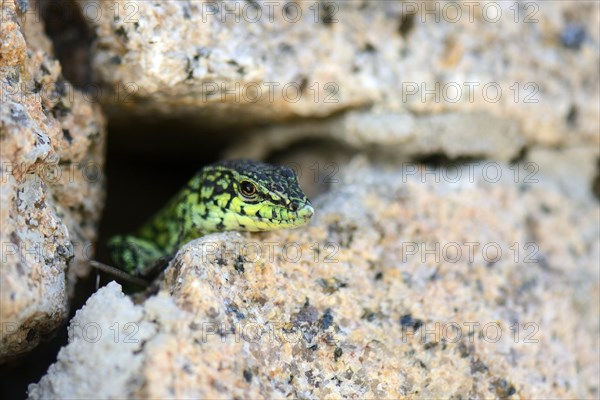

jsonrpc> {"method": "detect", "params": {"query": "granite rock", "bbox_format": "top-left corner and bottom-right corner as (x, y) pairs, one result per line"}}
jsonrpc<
(0, 0), (106, 362)
(28, 160), (599, 398)
(226, 110), (525, 161)
(78, 0), (598, 150)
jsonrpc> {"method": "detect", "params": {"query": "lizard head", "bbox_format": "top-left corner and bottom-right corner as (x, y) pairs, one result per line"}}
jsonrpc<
(199, 159), (314, 232)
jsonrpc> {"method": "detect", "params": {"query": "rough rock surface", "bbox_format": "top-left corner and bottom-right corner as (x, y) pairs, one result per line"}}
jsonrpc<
(29, 161), (599, 398)
(80, 0), (599, 148)
(226, 109), (599, 200)
(0, 0), (106, 362)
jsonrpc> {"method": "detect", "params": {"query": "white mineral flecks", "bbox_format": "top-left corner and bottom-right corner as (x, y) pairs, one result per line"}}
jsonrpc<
(29, 161), (599, 398)
(0, 0), (106, 362)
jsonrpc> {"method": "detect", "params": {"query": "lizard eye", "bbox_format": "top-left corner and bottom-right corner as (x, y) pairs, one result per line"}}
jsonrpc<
(240, 181), (257, 197)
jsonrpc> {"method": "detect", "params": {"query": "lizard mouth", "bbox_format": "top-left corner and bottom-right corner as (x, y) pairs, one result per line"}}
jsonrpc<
(225, 202), (313, 231)
(252, 203), (314, 229)
(291, 203), (314, 222)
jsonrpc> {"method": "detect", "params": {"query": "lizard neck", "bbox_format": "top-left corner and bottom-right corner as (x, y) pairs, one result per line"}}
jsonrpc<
(137, 171), (207, 252)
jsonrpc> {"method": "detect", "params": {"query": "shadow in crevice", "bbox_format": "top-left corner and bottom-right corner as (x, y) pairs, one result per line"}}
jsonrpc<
(38, 0), (96, 88)
(95, 117), (236, 265)
(409, 153), (485, 168)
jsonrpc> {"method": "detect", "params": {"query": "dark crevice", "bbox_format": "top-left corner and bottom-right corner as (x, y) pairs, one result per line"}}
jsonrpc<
(410, 153), (485, 167)
(95, 118), (234, 265)
(38, 0), (96, 88)
(265, 137), (355, 163)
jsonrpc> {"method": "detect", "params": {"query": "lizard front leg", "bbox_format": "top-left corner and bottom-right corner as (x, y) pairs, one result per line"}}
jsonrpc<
(107, 235), (167, 277)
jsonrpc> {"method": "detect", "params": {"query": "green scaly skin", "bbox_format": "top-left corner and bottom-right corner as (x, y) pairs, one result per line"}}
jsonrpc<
(107, 160), (314, 276)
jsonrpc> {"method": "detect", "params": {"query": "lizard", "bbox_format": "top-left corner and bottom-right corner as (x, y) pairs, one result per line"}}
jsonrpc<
(99, 159), (314, 283)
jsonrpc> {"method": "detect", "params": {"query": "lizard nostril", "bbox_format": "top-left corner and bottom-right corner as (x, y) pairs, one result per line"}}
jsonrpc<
(290, 202), (299, 212)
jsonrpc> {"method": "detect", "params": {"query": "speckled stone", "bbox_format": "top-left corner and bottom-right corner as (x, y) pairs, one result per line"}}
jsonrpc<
(0, 0), (106, 362)
(28, 161), (599, 398)
(79, 0), (598, 149)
